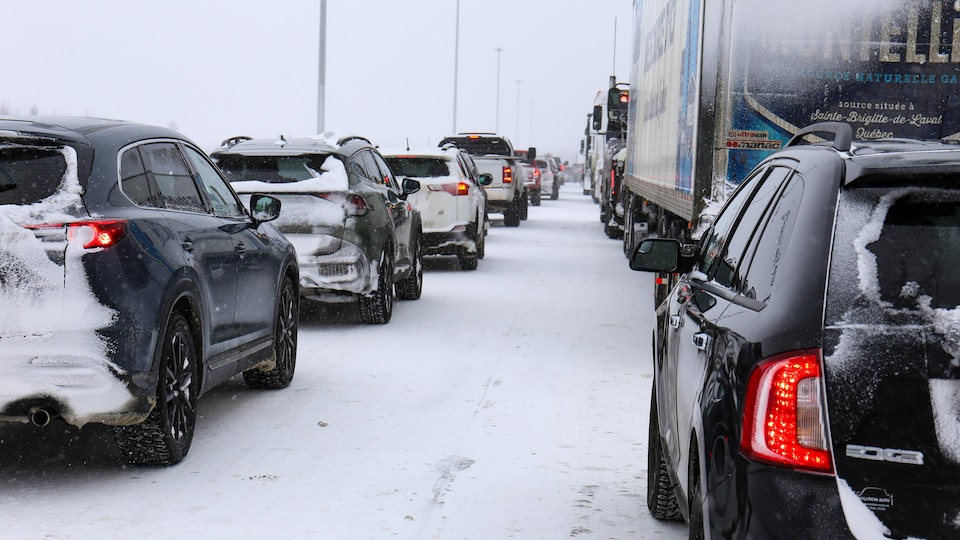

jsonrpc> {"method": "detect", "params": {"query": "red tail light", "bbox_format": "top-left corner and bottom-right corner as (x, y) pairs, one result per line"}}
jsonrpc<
(534, 168), (541, 180)
(740, 349), (833, 474)
(43, 220), (128, 249)
(429, 182), (471, 196)
(317, 193), (369, 216)
(502, 166), (513, 184)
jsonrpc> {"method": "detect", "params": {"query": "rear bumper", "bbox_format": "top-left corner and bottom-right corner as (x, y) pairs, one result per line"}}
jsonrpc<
(423, 228), (476, 257)
(706, 456), (855, 539)
(0, 335), (155, 428)
(298, 240), (377, 298)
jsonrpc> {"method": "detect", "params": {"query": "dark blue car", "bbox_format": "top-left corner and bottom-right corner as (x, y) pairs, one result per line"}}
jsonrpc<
(0, 116), (299, 466)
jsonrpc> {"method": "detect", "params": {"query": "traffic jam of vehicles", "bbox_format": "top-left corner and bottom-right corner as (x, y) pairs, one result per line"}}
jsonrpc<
(4, 0), (960, 538)
(0, 119), (569, 465)
(579, 0), (960, 538)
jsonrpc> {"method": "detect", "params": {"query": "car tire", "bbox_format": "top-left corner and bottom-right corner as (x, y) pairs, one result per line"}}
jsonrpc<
(396, 238), (423, 300)
(520, 190), (529, 220)
(551, 182), (559, 200)
(688, 439), (707, 540)
(114, 311), (199, 466)
(469, 217), (485, 260)
(458, 254), (478, 271)
(359, 248), (394, 324)
(243, 276), (298, 389)
(504, 199), (521, 227)
(647, 390), (682, 520)
(531, 190), (541, 206)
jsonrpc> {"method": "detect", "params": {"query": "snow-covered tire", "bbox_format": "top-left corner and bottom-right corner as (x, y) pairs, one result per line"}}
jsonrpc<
(503, 204), (520, 227)
(468, 217), (485, 260)
(243, 275), (298, 389)
(396, 238), (422, 300)
(531, 190), (541, 206)
(520, 190), (529, 220)
(114, 311), (199, 466)
(359, 248), (394, 324)
(551, 183), (559, 200)
(647, 390), (682, 520)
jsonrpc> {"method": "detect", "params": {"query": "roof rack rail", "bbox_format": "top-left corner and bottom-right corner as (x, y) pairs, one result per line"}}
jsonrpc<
(219, 135), (252, 148)
(336, 135), (372, 146)
(784, 122), (852, 152)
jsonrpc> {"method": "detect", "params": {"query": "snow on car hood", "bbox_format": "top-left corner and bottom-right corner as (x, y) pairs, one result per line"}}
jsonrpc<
(0, 145), (117, 359)
(230, 155), (349, 193)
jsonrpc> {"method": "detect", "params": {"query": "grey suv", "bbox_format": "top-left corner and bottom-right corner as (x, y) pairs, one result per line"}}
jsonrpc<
(212, 134), (423, 324)
(631, 122), (960, 538)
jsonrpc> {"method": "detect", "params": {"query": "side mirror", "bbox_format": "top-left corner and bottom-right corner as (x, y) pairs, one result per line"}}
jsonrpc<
(401, 177), (421, 198)
(527, 147), (537, 161)
(579, 140), (585, 154)
(592, 105), (603, 131)
(477, 173), (493, 186)
(249, 194), (281, 224)
(629, 238), (682, 272)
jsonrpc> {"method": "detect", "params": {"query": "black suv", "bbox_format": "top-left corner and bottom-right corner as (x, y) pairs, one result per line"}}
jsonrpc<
(211, 134), (423, 324)
(631, 122), (960, 539)
(0, 116), (299, 466)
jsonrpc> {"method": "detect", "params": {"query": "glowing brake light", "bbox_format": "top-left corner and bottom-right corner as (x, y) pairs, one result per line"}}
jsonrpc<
(502, 166), (513, 184)
(65, 220), (128, 249)
(740, 349), (833, 474)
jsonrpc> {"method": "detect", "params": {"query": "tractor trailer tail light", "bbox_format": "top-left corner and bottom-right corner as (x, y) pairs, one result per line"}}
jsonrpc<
(740, 349), (833, 474)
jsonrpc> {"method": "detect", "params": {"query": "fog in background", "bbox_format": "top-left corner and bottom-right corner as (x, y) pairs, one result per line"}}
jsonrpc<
(4, 0), (632, 161)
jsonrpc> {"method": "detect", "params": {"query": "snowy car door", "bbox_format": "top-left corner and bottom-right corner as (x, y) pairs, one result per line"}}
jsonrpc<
(123, 142), (240, 364)
(370, 150), (416, 266)
(183, 145), (281, 356)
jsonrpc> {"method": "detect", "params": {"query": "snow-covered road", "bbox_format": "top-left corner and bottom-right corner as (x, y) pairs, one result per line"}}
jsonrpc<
(0, 183), (687, 539)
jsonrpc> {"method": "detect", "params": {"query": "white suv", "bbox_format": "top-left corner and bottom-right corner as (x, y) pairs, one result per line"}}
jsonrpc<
(383, 148), (491, 270)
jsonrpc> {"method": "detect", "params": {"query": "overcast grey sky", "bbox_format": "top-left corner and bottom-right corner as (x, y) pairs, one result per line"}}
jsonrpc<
(5, 1), (632, 160)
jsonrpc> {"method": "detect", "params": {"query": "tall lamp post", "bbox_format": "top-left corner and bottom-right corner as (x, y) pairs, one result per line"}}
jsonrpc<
(317, 0), (327, 133)
(494, 47), (503, 133)
(515, 79), (522, 143)
(452, 0), (460, 134)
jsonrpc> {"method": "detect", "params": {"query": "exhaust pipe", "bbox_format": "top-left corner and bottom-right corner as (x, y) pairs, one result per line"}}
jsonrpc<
(29, 407), (52, 427)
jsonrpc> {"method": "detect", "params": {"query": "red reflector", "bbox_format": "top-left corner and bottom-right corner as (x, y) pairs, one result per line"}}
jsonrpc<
(66, 220), (128, 249)
(740, 349), (833, 474)
(655, 277), (664, 285)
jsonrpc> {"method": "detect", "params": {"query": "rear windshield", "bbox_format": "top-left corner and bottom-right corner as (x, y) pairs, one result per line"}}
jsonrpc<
(0, 145), (69, 205)
(214, 153), (331, 183)
(828, 184), (960, 318)
(439, 137), (512, 156)
(383, 157), (450, 178)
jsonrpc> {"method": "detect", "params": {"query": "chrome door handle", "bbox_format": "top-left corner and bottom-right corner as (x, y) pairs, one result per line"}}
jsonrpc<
(670, 315), (681, 329)
(692, 333), (711, 351)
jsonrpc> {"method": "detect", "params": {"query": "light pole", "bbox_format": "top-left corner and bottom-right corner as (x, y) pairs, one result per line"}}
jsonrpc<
(515, 79), (521, 143)
(452, 0), (460, 134)
(317, 0), (327, 133)
(494, 47), (503, 133)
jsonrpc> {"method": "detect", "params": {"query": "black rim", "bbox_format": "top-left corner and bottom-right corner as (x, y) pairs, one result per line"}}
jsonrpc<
(276, 281), (297, 376)
(382, 250), (393, 316)
(162, 322), (195, 444)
